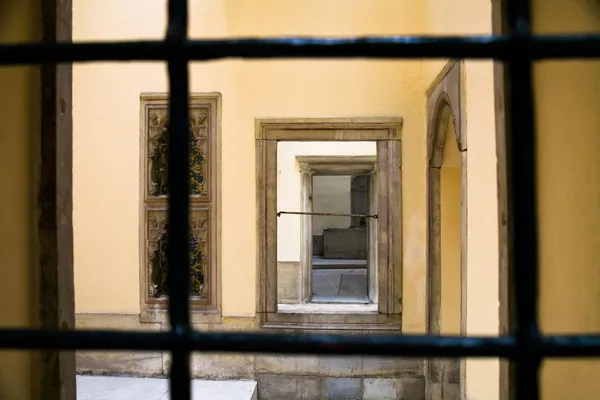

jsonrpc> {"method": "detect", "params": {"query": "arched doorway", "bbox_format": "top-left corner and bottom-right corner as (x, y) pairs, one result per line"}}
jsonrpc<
(425, 61), (467, 400)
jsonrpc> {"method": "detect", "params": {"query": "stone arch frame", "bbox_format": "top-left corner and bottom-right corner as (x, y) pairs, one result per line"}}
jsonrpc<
(425, 60), (467, 400)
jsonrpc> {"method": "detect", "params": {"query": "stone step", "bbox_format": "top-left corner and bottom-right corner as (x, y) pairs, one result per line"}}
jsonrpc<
(76, 375), (257, 400)
(312, 256), (367, 269)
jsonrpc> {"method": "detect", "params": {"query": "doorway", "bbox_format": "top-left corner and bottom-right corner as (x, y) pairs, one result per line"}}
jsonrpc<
(425, 60), (467, 400)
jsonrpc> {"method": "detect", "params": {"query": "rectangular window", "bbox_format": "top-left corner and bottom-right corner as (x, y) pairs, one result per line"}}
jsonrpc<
(257, 118), (402, 330)
(311, 173), (372, 304)
(290, 157), (379, 311)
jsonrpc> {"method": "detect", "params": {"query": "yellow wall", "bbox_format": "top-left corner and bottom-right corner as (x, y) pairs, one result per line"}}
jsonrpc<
(0, 1), (41, 398)
(440, 121), (461, 336)
(532, 1), (600, 398)
(73, 0), (427, 320)
(463, 61), (499, 400)
(276, 141), (376, 262)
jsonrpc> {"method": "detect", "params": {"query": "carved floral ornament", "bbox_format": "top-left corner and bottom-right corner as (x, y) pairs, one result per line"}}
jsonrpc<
(147, 111), (209, 198)
(351, 175), (369, 191)
(147, 212), (209, 299)
(140, 94), (220, 317)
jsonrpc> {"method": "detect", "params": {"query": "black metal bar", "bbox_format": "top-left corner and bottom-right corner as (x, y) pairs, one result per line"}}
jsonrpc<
(1, 328), (600, 358)
(504, 0), (541, 399)
(166, 0), (191, 398)
(277, 211), (378, 219)
(3, 35), (600, 65)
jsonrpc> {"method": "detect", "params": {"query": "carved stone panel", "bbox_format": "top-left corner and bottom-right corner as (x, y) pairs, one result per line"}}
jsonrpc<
(140, 93), (221, 320)
(146, 208), (210, 303)
(146, 109), (210, 200)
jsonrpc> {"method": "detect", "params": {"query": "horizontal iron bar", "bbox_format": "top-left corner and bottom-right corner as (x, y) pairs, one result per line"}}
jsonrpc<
(277, 211), (378, 219)
(2, 35), (600, 65)
(0, 329), (600, 358)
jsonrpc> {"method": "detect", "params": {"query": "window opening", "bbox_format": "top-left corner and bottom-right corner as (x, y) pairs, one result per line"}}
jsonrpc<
(4, 0), (593, 399)
(311, 174), (371, 304)
(270, 135), (399, 322)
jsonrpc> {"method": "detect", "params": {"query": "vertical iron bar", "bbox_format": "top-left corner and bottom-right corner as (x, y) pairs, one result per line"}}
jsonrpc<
(504, 0), (541, 399)
(166, 0), (191, 398)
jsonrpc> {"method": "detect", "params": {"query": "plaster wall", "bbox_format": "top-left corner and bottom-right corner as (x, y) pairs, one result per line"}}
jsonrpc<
(439, 121), (461, 336)
(422, 1), (499, 399)
(532, 1), (600, 398)
(73, 0), (426, 325)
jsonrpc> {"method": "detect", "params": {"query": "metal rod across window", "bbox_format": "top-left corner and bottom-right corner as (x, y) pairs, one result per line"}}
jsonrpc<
(277, 211), (378, 219)
(1, 0), (598, 399)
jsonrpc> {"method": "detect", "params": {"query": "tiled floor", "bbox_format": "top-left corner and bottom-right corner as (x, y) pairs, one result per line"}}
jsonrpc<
(76, 375), (257, 400)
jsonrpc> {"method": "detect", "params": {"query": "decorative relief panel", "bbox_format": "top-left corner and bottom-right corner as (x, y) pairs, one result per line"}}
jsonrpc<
(140, 93), (220, 320)
(146, 208), (210, 301)
(147, 110), (209, 199)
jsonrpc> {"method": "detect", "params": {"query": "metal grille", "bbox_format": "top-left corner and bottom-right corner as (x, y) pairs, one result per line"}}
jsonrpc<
(1, 0), (600, 399)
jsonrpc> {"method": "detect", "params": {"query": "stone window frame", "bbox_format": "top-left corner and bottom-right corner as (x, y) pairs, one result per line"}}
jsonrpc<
(294, 155), (379, 305)
(139, 92), (222, 324)
(256, 117), (403, 331)
(425, 60), (467, 400)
